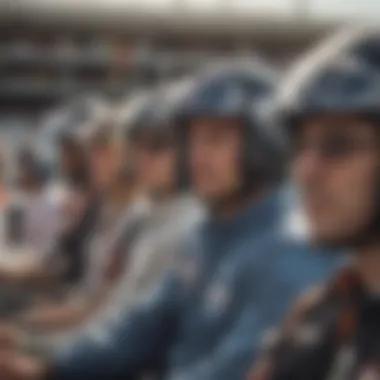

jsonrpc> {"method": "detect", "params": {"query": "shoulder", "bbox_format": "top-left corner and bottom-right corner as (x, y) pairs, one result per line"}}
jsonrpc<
(260, 210), (343, 269)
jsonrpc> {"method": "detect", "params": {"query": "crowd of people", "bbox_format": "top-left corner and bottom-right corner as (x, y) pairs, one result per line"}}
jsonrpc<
(0, 26), (377, 380)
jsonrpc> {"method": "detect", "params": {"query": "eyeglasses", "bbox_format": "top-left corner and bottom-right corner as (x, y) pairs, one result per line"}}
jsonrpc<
(293, 133), (379, 161)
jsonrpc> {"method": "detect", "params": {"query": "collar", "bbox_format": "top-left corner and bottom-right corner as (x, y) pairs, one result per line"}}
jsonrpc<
(204, 187), (285, 239)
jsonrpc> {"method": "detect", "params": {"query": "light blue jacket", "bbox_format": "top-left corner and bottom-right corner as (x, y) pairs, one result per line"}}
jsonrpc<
(52, 186), (342, 380)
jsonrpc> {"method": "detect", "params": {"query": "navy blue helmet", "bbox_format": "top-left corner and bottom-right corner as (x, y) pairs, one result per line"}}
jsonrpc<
(126, 80), (194, 143)
(121, 81), (195, 190)
(277, 27), (380, 131)
(176, 60), (285, 188)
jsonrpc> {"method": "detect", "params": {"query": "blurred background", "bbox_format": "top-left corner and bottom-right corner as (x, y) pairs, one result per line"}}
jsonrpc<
(0, 0), (375, 155)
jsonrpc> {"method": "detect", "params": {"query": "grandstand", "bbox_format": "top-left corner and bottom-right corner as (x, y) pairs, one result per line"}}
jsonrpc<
(0, 0), (374, 142)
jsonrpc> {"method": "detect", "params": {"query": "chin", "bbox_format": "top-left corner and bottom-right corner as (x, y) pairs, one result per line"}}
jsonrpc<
(195, 187), (219, 199)
(311, 228), (352, 250)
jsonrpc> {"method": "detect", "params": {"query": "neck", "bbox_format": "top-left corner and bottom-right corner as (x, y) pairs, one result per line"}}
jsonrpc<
(149, 187), (176, 203)
(356, 244), (380, 294)
(108, 185), (138, 209)
(210, 185), (270, 220)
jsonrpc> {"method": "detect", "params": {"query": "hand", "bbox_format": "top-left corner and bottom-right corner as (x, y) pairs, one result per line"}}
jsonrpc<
(0, 350), (47, 380)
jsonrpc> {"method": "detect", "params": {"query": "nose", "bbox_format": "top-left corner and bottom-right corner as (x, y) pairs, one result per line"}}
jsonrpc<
(293, 149), (323, 186)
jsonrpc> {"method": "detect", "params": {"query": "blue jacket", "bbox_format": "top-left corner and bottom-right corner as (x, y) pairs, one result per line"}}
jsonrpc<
(52, 187), (342, 380)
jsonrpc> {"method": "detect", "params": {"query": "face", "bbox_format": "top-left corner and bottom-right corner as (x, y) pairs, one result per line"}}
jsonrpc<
(132, 136), (176, 196)
(188, 117), (242, 201)
(89, 140), (124, 193)
(293, 115), (380, 246)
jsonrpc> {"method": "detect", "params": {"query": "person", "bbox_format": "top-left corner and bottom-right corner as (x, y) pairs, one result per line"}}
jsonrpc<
(248, 28), (380, 380)
(0, 126), (99, 307)
(0, 115), (100, 299)
(0, 61), (340, 380)
(64, 82), (204, 347)
(10, 116), (147, 334)
(0, 83), (202, 355)
(0, 147), (61, 287)
(0, 148), (62, 319)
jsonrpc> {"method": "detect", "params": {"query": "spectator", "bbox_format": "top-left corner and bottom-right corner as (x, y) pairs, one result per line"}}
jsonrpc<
(11, 117), (146, 334)
(0, 147), (61, 286)
(248, 28), (380, 380)
(79, 83), (204, 341)
(2, 85), (202, 354)
(0, 128), (100, 306)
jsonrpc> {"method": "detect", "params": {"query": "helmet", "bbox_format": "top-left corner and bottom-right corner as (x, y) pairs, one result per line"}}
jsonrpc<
(120, 80), (195, 190)
(278, 27), (380, 131)
(177, 60), (285, 189)
(118, 90), (154, 140)
(35, 95), (108, 170)
(126, 79), (194, 143)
